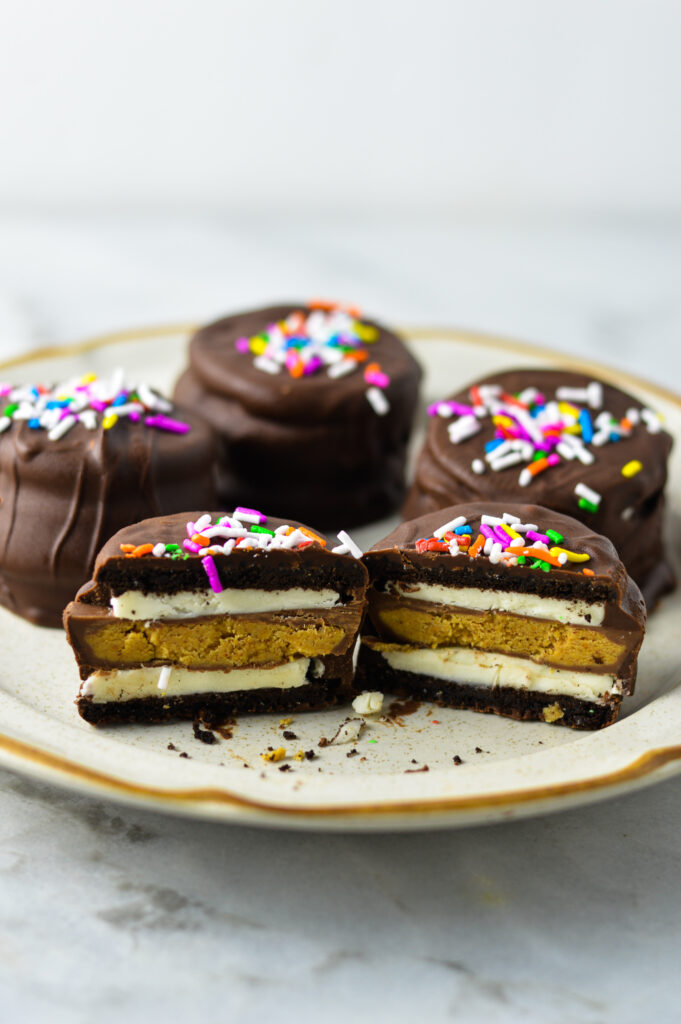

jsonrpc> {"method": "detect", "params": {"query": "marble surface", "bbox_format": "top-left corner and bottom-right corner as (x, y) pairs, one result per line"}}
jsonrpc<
(0, 210), (681, 1023)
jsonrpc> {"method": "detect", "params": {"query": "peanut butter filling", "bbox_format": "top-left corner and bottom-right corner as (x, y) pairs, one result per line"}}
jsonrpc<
(372, 603), (626, 670)
(77, 615), (347, 670)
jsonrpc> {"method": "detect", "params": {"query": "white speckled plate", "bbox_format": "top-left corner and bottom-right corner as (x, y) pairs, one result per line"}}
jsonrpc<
(0, 324), (679, 831)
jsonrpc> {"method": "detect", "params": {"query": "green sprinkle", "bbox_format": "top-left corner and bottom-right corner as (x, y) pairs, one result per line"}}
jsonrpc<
(516, 555), (526, 565)
(530, 559), (550, 572)
(578, 497), (598, 514)
(532, 451), (545, 461)
(546, 529), (563, 544)
(368, 739), (377, 744)
(250, 525), (275, 535)
(3, 402), (18, 417)
(165, 543), (180, 552)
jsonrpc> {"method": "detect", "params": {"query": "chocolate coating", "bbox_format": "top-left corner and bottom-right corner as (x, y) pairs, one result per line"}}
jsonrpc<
(174, 303), (422, 527)
(0, 408), (218, 628)
(404, 368), (674, 608)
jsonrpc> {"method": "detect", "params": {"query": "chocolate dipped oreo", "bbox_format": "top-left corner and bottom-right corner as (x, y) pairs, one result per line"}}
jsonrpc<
(174, 301), (422, 527)
(404, 368), (674, 608)
(0, 373), (217, 627)
(64, 508), (368, 725)
(357, 502), (646, 729)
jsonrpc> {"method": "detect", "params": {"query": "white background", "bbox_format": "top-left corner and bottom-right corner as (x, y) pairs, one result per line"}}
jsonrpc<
(0, 0), (680, 215)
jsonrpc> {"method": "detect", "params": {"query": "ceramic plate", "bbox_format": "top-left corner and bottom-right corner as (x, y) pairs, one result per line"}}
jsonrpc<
(0, 324), (679, 831)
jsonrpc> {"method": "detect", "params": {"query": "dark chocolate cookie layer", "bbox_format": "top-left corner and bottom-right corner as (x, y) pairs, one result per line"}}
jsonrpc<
(174, 303), (422, 527)
(404, 368), (674, 608)
(0, 409), (217, 628)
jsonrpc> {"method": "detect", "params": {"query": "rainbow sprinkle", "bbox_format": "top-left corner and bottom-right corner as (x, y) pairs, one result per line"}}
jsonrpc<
(429, 380), (661, 513)
(235, 300), (392, 415)
(414, 510), (591, 574)
(120, 509), (364, 590)
(0, 371), (189, 441)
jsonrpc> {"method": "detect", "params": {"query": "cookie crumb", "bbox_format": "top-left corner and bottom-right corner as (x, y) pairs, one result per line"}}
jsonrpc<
(179, 752), (190, 759)
(167, 742), (177, 751)
(261, 747), (287, 763)
(542, 703), (565, 723)
(346, 748), (359, 758)
(192, 720), (217, 745)
(282, 730), (297, 741)
(452, 755), (463, 765)
(304, 749), (317, 761)
(278, 764), (292, 772)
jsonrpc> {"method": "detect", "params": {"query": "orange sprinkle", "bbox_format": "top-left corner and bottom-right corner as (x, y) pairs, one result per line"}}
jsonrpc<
(130, 543), (154, 558)
(365, 362), (381, 375)
(191, 533), (210, 547)
(620, 417), (633, 431)
(527, 457), (550, 477)
(582, 567), (595, 576)
(289, 359), (304, 378)
(345, 349), (368, 363)
(300, 527), (327, 546)
(120, 544), (136, 553)
(499, 391), (529, 409)
(308, 298), (340, 312)
(468, 533), (485, 558)
(518, 547), (563, 567)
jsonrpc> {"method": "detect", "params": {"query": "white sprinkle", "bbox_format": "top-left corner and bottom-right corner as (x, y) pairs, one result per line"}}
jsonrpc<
(48, 414), (77, 441)
(472, 459), (486, 474)
(253, 355), (281, 375)
(621, 506), (634, 521)
(282, 529), (307, 549)
(481, 515), (503, 526)
(502, 512), (521, 524)
(0, 417), (11, 433)
(106, 402), (144, 418)
(516, 387), (540, 405)
(518, 468), (532, 487)
(556, 441), (575, 461)
(556, 382), (602, 409)
(157, 666), (171, 692)
(557, 552), (568, 564)
(352, 691), (384, 715)
(231, 510), (261, 525)
(327, 359), (357, 379)
(514, 523), (538, 533)
(489, 451), (525, 471)
(138, 383), (172, 411)
(152, 543), (166, 557)
(448, 414), (480, 444)
(331, 544), (349, 555)
(641, 408), (661, 433)
(366, 387), (390, 416)
(483, 537), (494, 556)
(509, 537), (524, 548)
(436, 403), (454, 418)
(80, 410), (98, 430)
(591, 429), (611, 447)
(575, 482), (601, 506)
(625, 407), (641, 425)
(203, 525), (246, 539)
(194, 513), (212, 532)
(433, 516), (466, 539)
(336, 530), (362, 559)
(489, 542), (503, 564)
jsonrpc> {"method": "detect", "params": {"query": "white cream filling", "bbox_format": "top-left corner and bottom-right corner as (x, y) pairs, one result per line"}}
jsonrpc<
(110, 587), (340, 620)
(388, 582), (605, 627)
(380, 646), (621, 703)
(82, 658), (314, 703)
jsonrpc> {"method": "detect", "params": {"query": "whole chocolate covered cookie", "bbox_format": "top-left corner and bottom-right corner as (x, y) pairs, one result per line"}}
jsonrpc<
(0, 372), (217, 627)
(174, 301), (422, 527)
(404, 368), (674, 608)
(357, 501), (646, 729)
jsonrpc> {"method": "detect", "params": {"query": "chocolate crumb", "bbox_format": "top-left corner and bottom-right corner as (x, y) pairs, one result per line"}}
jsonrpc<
(410, 758), (418, 764)
(360, 756), (367, 762)
(304, 749), (317, 761)
(179, 752), (190, 759)
(278, 764), (292, 772)
(318, 737), (329, 748)
(346, 748), (359, 758)
(282, 730), (297, 740)
(192, 720), (217, 745)
(167, 742), (177, 751)
(453, 755), (463, 765)
(474, 746), (483, 754)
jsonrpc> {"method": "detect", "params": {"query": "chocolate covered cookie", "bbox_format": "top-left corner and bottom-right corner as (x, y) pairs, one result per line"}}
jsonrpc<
(174, 301), (422, 527)
(0, 372), (217, 627)
(357, 502), (646, 729)
(404, 368), (674, 607)
(65, 508), (368, 725)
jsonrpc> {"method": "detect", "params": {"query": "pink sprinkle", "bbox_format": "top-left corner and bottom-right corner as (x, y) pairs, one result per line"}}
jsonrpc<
(494, 525), (513, 544)
(145, 415), (190, 434)
(526, 530), (550, 544)
(186, 521), (196, 537)
(90, 400), (107, 412)
(129, 411), (141, 422)
(547, 454), (561, 467)
(480, 524), (496, 541)
(201, 554), (223, 594)
(183, 539), (201, 553)
(235, 338), (250, 353)
(285, 352), (299, 371)
(235, 506), (266, 524)
(303, 356), (323, 375)
(0, 385), (12, 397)
(365, 370), (390, 389)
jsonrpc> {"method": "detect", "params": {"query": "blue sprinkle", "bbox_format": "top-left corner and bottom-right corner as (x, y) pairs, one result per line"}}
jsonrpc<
(578, 409), (593, 443)
(454, 525), (472, 535)
(28, 418), (41, 429)
(112, 393), (128, 407)
(609, 432), (620, 442)
(485, 438), (504, 453)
